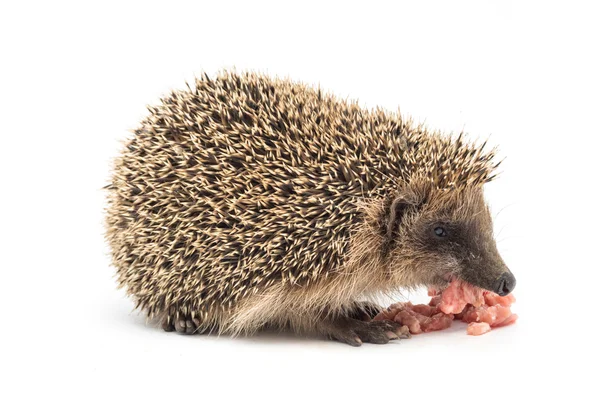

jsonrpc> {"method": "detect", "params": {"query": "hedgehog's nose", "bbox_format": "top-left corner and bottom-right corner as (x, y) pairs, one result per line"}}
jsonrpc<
(494, 272), (516, 296)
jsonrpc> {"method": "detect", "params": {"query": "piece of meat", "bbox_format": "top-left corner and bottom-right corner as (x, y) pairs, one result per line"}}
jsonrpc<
(373, 279), (517, 337)
(421, 313), (454, 332)
(494, 314), (518, 327)
(453, 304), (473, 321)
(484, 291), (516, 307)
(372, 305), (401, 322)
(437, 280), (484, 314)
(462, 304), (513, 326)
(467, 322), (492, 336)
(428, 295), (442, 307)
(394, 310), (422, 334)
(372, 301), (455, 334)
(411, 304), (436, 317)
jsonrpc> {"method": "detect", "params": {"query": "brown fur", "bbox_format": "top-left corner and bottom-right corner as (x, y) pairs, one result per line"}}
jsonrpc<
(105, 71), (506, 341)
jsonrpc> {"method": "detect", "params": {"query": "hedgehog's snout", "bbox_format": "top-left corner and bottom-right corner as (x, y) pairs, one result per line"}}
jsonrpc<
(493, 271), (516, 296)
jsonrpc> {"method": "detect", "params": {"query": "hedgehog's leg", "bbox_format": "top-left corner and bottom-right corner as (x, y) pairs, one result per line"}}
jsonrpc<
(348, 301), (383, 321)
(161, 314), (205, 335)
(323, 317), (410, 346)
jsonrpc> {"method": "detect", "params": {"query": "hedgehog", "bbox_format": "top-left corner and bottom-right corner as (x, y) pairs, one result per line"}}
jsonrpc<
(105, 71), (516, 346)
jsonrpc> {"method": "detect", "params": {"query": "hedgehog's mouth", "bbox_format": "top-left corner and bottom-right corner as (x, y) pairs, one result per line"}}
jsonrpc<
(451, 263), (517, 296)
(431, 274), (488, 293)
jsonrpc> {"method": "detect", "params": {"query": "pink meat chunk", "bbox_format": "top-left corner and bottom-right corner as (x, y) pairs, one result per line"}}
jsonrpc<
(411, 304), (436, 317)
(461, 304), (513, 327)
(374, 279), (517, 336)
(437, 280), (484, 314)
(484, 291), (516, 307)
(372, 307), (400, 322)
(428, 295), (442, 307)
(494, 314), (518, 327)
(394, 310), (422, 334)
(467, 322), (492, 336)
(421, 313), (454, 332)
(373, 302), (454, 334)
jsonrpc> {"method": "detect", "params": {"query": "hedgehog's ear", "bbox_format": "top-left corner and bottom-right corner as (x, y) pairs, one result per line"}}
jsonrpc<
(383, 195), (417, 249)
(385, 196), (410, 240)
(383, 183), (430, 248)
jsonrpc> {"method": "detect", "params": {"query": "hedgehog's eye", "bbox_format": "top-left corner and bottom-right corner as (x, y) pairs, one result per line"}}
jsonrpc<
(433, 227), (447, 237)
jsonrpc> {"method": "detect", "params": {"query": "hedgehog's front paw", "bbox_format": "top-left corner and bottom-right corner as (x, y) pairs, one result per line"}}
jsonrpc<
(326, 318), (410, 346)
(349, 301), (384, 321)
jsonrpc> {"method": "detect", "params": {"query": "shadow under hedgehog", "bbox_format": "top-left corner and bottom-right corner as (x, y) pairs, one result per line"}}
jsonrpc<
(105, 71), (515, 346)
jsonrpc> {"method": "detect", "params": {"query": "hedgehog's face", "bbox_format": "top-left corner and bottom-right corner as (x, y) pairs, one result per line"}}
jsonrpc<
(384, 181), (516, 296)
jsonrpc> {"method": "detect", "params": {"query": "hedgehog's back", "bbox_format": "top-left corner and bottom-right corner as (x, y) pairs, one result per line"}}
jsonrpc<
(106, 72), (409, 318)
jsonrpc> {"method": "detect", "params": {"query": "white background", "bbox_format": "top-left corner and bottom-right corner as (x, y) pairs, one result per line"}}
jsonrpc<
(1, 1), (598, 398)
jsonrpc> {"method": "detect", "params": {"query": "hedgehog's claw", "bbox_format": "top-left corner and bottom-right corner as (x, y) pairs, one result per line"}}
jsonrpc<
(329, 331), (363, 347)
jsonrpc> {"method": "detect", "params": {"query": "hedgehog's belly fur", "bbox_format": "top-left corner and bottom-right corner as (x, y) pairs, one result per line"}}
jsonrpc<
(105, 72), (403, 334)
